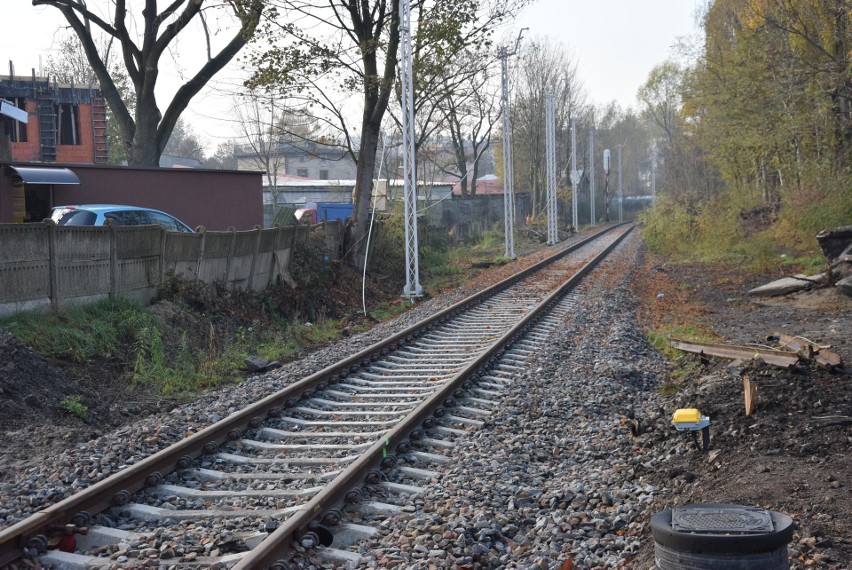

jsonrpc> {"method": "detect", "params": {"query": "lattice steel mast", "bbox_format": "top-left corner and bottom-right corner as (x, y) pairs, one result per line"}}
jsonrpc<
(399, 0), (421, 297)
(545, 94), (558, 245)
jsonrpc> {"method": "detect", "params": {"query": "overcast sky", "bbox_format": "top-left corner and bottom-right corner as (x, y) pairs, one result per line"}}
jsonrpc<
(1, 0), (704, 152)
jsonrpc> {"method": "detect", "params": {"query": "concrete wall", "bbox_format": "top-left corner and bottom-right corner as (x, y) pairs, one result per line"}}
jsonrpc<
(423, 193), (532, 240)
(0, 220), (343, 318)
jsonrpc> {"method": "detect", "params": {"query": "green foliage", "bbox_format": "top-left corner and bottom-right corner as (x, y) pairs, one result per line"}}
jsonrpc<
(637, 199), (697, 256)
(60, 395), (88, 419)
(1, 299), (145, 362)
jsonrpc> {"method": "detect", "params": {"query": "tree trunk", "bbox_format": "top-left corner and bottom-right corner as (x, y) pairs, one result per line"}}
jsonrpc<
(346, 115), (382, 268)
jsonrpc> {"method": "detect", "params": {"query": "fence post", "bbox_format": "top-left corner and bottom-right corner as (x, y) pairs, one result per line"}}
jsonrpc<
(159, 227), (167, 285)
(225, 226), (236, 287)
(46, 220), (60, 310)
(247, 225), (262, 291)
(268, 225), (284, 289)
(109, 223), (118, 300)
(195, 227), (206, 281)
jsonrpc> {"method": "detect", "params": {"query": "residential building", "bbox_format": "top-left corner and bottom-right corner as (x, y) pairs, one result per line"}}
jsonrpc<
(235, 141), (357, 181)
(1, 71), (108, 165)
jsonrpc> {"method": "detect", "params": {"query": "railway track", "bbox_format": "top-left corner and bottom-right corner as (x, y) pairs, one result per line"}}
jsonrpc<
(0, 223), (633, 569)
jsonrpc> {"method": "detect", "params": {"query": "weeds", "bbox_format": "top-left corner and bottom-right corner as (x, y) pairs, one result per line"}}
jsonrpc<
(60, 395), (88, 419)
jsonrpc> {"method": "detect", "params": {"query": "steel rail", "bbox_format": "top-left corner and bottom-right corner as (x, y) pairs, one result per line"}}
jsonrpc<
(0, 223), (627, 567)
(234, 225), (634, 569)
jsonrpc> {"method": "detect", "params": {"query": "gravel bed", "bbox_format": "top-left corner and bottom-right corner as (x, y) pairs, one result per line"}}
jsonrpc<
(0, 234), (586, 529)
(347, 232), (670, 569)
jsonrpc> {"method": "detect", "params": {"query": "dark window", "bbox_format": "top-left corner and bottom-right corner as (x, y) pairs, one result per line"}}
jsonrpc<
(105, 210), (149, 226)
(297, 168), (309, 178)
(10, 98), (27, 142)
(319, 169), (329, 180)
(146, 211), (192, 232)
(57, 103), (81, 145)
(58, 210), (97, 226)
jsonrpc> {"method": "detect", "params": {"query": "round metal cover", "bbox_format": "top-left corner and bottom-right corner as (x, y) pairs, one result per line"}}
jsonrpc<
(651, 503), (794, 556)
(672, 505), (773, 534)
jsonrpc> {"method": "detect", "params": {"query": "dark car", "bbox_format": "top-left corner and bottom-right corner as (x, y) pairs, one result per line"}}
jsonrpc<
(51, 204), (194, 232)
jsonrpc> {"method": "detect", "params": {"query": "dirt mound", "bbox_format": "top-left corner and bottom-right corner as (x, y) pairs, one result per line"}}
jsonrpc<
(633, 255), (852, 568)
(0, 332), (95, 432)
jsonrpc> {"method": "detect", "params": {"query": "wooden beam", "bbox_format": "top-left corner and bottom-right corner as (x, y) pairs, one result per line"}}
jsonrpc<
(670, 339), (800, 368)
(773, 334), (842, 370)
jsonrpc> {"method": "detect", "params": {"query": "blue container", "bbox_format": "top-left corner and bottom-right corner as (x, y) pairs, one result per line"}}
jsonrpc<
(316, 203), (353, 222)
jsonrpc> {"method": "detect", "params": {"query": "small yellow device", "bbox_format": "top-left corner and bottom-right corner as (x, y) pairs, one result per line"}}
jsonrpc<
(672, 408), (710, 451)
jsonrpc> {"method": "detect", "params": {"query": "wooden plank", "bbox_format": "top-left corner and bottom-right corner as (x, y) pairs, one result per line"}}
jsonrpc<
(670, 339), (800, 368)
(743, 376), (757, 416)
(775, 334), (842, 369)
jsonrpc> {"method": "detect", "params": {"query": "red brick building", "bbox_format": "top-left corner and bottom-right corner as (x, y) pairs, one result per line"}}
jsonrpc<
(1, 71), (108, 222)
(1, 71), (264, 230)
(1, 72), (108, 165)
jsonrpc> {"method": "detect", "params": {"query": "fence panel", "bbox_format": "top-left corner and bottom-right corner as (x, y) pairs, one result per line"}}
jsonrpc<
(0, 221), (333, 317)
(0, 225), (50, 306)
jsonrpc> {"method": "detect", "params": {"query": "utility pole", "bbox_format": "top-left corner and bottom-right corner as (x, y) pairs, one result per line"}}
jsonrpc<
(651, 146), (656, 208)
(499, 29), (526, 259)
(603, 148), (611, 223)
(570, 118), (579, 232)
(617, 143), (623, 223)
(589, 128), (596, 226)
(399, 0), (422, 297)
(545, 94), (557, 245)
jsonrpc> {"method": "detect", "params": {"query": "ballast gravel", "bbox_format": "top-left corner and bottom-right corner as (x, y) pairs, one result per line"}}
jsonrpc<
(344, 232), (669, 569)
(0, 230), (671, 570)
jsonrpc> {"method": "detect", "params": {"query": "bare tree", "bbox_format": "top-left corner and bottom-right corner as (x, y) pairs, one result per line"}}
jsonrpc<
(34, 0), (266, 166)
(434, 56), (501, 197)
(43, 31), (134, 164)
(247, 0), (527, 266)
(511, 37), (586, 219)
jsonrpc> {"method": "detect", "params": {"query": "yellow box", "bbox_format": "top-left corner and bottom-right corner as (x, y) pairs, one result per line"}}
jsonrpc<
(672, 408), (702, 424)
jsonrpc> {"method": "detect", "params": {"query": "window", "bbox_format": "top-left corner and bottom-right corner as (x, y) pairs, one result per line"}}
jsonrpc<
(57, 103), (81, 145)
(105, 210), (149, 226)
(297, 168), (309, 178)
(9, 98), (27, 142)
(145, 211), (185, 232)
(58, 210), (97, 226)
(319, 169), (329, 180)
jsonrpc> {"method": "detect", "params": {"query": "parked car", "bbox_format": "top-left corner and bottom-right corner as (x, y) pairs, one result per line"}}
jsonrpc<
(51, 205), (194, 233)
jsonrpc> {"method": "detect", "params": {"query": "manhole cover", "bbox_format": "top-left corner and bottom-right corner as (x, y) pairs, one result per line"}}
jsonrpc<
(671, 505), (774, 534)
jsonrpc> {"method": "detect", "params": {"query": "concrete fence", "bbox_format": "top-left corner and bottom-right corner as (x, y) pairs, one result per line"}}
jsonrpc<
(0, 221), (343, 318)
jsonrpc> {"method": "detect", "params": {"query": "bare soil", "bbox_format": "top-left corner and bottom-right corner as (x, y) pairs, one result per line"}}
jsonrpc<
(0, 258), (402, 485)
(632, 256), (852, 569)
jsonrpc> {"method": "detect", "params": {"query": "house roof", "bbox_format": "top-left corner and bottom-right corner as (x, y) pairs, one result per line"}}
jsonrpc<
(452, 174), (504, 196)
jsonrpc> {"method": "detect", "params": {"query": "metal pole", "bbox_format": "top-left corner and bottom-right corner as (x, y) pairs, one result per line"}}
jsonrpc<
(545, 94), (557, 245)
(500, 47), (515, 259)
(400, 0), (422, 297)
(570, 118), (578, 231)
(651, 147), (656, 208)
(589, 128), (596, 225)
(617, 143), (623, 223)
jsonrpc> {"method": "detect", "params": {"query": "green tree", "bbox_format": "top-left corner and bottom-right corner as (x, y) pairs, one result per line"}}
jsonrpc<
(34, 0), (266, 167)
